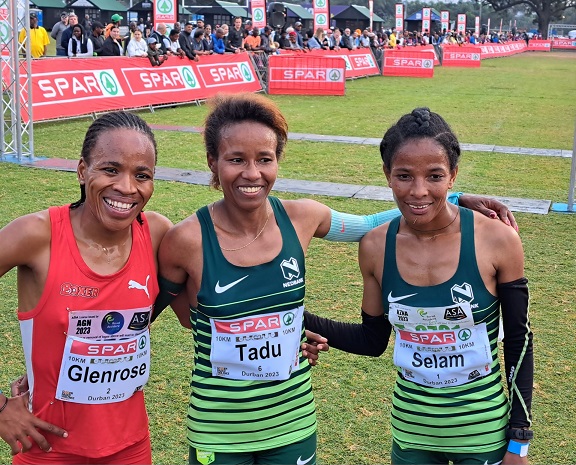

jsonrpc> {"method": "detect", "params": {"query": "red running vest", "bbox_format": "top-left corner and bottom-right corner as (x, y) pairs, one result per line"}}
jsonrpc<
(18, 205), (158, 458)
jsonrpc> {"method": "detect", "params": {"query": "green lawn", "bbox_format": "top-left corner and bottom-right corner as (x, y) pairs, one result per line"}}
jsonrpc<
(1, 51), (575, 464)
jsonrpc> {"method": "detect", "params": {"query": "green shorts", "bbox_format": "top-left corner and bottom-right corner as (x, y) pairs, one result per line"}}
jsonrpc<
(391, 440), (508, 465)
(189, 433), (317, 465)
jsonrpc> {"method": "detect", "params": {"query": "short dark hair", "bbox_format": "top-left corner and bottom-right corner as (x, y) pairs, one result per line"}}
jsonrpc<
(204, 94), (288, 189)
(380, 108), (460, 171)
(193, 28), (204, 38)
(71, 111), (157, 218)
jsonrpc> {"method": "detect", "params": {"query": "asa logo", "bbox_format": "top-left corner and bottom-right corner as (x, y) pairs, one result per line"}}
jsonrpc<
(444, 306), (468, 321)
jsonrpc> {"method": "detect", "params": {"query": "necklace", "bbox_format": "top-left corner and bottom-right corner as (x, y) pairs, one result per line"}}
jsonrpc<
(211, 203), (271, 252)
(403, 208), (460, 240)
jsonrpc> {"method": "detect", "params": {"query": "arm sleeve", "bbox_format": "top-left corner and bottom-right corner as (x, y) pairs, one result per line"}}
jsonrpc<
(323, 192), (463, 242)
(499, 277), (533, 428)
(151, 276), (186, 322)
(304, 310), (391, 356)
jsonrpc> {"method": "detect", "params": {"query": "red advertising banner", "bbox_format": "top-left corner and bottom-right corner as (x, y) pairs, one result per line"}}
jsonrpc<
(418, 44), (440, 65)
(268, 54), (346, 95)
(476, 42), (525, 58)
(313, 0), (330, 32)
(279, 48), (380, 79)
(251, 0), (267, 29)
(442, 45), (481, 67)
(382, 49), (435, 78)
(422, 8), (431, 34)
(395, 3), (404, 33)
(27, 55), (261, 122)
(457, 14), (466, 34)
(551, 38), (576, 50)
(440, 10), (449, 32)
(153, 0), (176, 27)
(527, 40), (551, 51)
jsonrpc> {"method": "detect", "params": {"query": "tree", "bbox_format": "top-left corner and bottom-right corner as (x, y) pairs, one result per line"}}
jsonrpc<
(482, 0), (576, 37)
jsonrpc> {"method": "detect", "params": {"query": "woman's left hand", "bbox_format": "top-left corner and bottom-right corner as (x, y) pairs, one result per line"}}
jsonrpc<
(302, 330), (329, 366)
(501, 451), (529, 465)
(459, 194), (518, 231)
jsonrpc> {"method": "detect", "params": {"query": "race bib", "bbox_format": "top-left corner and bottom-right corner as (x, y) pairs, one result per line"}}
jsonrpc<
(55, 308), (151, 404)
(389, 302), (492, 387)
(210, 307), (304, 381)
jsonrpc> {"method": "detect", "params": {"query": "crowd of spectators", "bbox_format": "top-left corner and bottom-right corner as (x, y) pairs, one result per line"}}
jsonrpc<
(19, 12), (543, 64)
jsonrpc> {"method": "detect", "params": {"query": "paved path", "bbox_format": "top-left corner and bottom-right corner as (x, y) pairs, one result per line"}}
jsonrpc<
(149, 124), (573, 158)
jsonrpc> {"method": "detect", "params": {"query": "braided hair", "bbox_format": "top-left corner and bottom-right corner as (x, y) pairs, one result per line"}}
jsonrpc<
(70, 111), (157, 223)
(380, 107), (460, 171)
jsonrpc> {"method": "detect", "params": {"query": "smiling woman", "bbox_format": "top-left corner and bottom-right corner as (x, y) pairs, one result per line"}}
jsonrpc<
(0, 111), (174, 465)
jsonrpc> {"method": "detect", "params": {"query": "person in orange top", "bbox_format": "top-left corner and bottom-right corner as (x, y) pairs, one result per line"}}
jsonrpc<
(244, 27), (261, 50)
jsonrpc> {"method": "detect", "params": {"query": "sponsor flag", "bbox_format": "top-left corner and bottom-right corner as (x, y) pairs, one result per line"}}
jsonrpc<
(251, 0), (266, 29)
(313, 0), (330, 32)
(422, 8), (431, 35)
(369, 0), (374, 31)
(441, 10), (449, 32)
(395, 3), (404, 33)
(475, 16), (479, 35)
(457, 14), (466, 34)
(153, 0), (176, 27)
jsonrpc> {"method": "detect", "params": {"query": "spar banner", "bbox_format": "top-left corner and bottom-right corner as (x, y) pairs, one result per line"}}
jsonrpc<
(279, 48), (379, 79)
(527, 40), (551, 51)
(422, 8), (431, 34)
(251, 0), (266, 29)
(395, 3), (404, 33)
(418, 44), (440, 65)
(456, 14), (466, 34)
(153, 0), (176, 27)
(313, 0), (330, 32)
(27, 55), (260, 122)
(268, 54), (346, 95)
(442, 45), (481, 67)
(552, 38), (576, 49)
(440, 10), (449, 32)
(382, 49), (435, 78)
(477, 42), (525, 58)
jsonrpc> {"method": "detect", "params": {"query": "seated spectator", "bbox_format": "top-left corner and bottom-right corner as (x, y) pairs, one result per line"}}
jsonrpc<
(67, 24), (93, 57)
(127, 29), (148, 57)
(100, 26), (123, 56)
(212, 27), (226, 54)
(89, 21), (104, 55)
(244, 27), (261, 50)
(147, 37), (168, 66)
(168, 28), (185, 57)
(191, 28), (212, 55)
(203, 25), (213, 51)
(283, 30), (304, 50)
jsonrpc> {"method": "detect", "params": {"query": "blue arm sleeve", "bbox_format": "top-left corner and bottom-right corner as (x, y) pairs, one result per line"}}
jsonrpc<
(323, 192), (463, 242)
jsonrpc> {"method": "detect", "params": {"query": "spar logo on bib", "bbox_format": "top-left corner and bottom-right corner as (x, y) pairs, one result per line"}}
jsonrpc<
(101, 311), (124, 335)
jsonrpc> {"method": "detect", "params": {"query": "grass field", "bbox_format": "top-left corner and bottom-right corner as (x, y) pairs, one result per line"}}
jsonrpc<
(1, 51), (576, 464)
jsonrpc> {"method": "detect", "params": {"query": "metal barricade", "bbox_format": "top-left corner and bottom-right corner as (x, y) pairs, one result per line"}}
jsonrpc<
(248, 51), (270, 90)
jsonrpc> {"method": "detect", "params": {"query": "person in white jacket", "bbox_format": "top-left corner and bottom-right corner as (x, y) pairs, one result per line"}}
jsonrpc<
(127, 29), (148, 57)
(67, 24), (93, 57)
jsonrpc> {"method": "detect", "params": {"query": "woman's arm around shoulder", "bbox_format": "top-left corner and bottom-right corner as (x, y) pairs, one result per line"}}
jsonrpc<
(359, 224), (389, 317)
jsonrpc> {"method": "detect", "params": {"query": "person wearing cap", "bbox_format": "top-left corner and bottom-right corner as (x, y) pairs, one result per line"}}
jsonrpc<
(105, 13), (123, 39)
(147, 36), (169, 66)
(50, 12), (69, 56)
(18, 13), (50, 58)
(283, 30), (304, 50)
(89, 21), (105, 56)
(294, 21), (304, 47)
(59, 13), (78, 55)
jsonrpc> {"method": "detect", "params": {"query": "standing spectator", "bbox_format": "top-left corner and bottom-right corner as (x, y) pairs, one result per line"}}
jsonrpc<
(243, 19), (253, 35)
(51, 12), (69, 56)
(306, 29), (321, 49)
(104, 13), (123, 38)
(100, 26), (123, 56)
(203, 24), (213, 51)
(294, 21), (304, 47)
(82, 14), (92, 32)
(178, 22), (199, 61)
(193, 18), (205, 35)
(88, 21), (104, 56)
(146, 37), (169, 66)
(359, 29), (371, 48)
(341, 28), (354, 50)
(284, 30), (303, 50)
(173, 21), (181, 33)
(127, 29), (148, 57)
(168, 29), (185, 57)
(138, 18), (145, 33)
(60, 13), (78, 53)
(191, 28), (212, 55)
(123, 21), (138, 54)
(389, 27), (397, 47)
(67, 24), (93, 57)
(258, 25), (274, 53)
(244, 26), (261, 50)
(226, 16), (245, 53)
(211, 27), (226, 54)
(19, 12), (50, 58)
